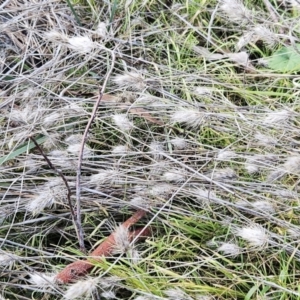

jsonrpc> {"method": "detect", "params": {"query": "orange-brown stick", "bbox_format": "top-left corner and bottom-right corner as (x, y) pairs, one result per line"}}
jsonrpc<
(55, 210), (149, 284)
(91, 209), (147, 257)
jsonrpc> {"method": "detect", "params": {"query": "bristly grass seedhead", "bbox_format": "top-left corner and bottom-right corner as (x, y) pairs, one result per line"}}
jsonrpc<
(207, 167), (237, 181)
(235, 224), (269, 248)
(112, 145), (129, 155)
(283, 155), (300, 173)
(164, 288), (193, 300)
(67, 36), (96, 54)
(162, 169), (186, 182)
(89, 169), (120, 187)
(94, 22), (108, 39)
(170, 137), (187, 150)
(254, 132), (277, 147)
(64, 277), (99, 299)
(112, 114), (134, 131)
(67, 143), (93, 159)
(101, 290), (116, 299)
(237, 26), (278, 50)
(113, 71), (146, 91)
(29, 273), (56, 288)
(149, 141), (165, 160)
(0, 252), (19, 268)
(217, 243), (241, 257)
(25, 178), (67, 215)
(216, 150), (236, 161)
(44, 30), (68, 42)
(112, 225), (131, 255)
(219, 0), (252, 23)
(171, 109), (205, 127)
(263, 109), (294, 125)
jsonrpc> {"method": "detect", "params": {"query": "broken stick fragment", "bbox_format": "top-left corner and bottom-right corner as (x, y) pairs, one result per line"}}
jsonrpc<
(55, 210), (149, 284)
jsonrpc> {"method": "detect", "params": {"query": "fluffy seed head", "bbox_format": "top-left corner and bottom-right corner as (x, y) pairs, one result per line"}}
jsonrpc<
(94, 22), (108, 39)
(0, 252), (19, 267)
(67, 143), (92, 159)
(43, 112), (63, 126)
(21, 154), (40, 173)
(226, 51), (250, 67)
(134, 296), (157, 300)
(127, 248), (141, 265)
(149, 183), (174, 196)
(245, 163), (259, 174)
(237, 26), (276, 50)
(101, 291), (116, 299)
(113, 225), (131, 254)
(196, 189), (217, 205)
(245, 154), (277, 174)
(149, 141), (165, 160)
(283, 155), (300, 173)
(254, 132), (277, 147)
(170, 137), (187, 150)
(217, 243), (241, 257)
(271, 189), (297, 199)
(266, 156), (300, 182)
(235, 224), (269, 247)
(112, 145), (129, 155)
(217, 150), (236, 161)
(164, 288), (193, 300)
(266, 169), (286, 183)
(263, 109), (293, 125)
(98, 276), (122, 290)
(208, 167), (237, 181)
(64, 277), (98, 299)
(195, 295), (215, 300)
(194, 86), (213, 96)
(149, 161), (169, 176)
(112, 114), (134, 131)
(253, 26), (277, 47)
(26, 179), (67, 215)
(26, 193), (54, 215)
(219, 0), (251, 23)
(48, 150), (77, 170)
(63, 103), (86, 114)
(252, 200), (275, 214)
(162, 169), (186, 182)
(287, 228), (300, 239)
(9, 103), (41, 124)
(129, 196), (150, 210)
(171, 109), (205, 127)
(113, 71), (146, 91)
(43, 133), (61, 150)
(65, 134), (83, 145)
(44, 30), (67, 42)
(29, 273), (56, 287)
(90, 170), (120, 186)
(67, 36), (95, 54)
(236, 31), (254, 51)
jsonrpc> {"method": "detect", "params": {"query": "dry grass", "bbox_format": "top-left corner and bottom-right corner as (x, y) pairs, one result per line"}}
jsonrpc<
(1, 0), (300, 299)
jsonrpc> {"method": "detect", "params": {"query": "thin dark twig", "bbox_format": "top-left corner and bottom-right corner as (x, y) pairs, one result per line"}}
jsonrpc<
(29, 136), (81, 241)
(75, 47), (117, 252)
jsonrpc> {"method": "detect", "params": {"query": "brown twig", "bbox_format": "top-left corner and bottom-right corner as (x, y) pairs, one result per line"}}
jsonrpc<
(29, 136), (81, 241)
(55, 209), (149, 284)
(75, 47), (117, 252)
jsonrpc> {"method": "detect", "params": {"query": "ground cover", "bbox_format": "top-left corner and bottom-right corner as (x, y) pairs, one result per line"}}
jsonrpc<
(1, 0), (300, 299)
